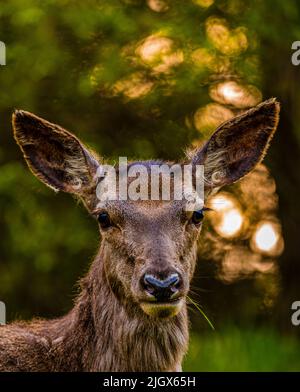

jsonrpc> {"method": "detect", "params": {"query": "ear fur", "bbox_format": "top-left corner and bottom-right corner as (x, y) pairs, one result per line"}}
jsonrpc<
(191, 98), (280, 189)
(12, 110), (100, 194)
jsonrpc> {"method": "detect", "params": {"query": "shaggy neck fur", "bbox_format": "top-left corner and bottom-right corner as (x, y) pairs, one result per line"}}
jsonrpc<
(0, 248), (189, 372)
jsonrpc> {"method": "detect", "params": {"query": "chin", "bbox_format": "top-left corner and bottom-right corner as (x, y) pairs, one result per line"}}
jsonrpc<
(140, 299), (184, 318)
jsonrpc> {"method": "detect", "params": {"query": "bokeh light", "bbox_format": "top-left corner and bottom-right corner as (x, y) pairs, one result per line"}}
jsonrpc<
(220, 247), (276, 283)
(200, 166), (283, 287)
(193, 0), (214, 7)
(147, 0), (169, 12)
(218, 209), (243, 237)
(137, 36), (173, 63)
(209, 193), (244, 238)
(136, 35), (183, 73)
(194, 103), (234, 133)
(191, 48), (231, 74)
(205, 17), (248, 55)
(251, 221), (284, 256)
(113, 72), (154, 99)
(255, 223), (278, 252)
(209, 81), (262, 108)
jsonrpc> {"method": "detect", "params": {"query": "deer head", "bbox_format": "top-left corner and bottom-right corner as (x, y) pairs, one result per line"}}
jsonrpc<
(12, 99), (279, 320)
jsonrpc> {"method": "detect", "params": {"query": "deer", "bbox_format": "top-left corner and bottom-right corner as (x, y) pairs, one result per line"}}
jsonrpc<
(0, 98), (280, 372)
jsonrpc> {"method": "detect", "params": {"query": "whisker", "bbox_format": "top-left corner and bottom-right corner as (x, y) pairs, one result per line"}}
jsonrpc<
(186, 295), (215, 331)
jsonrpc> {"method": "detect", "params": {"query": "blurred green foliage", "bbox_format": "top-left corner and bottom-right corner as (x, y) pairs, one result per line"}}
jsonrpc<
(1, 0), (300, 370)
(184, 328), (300, 371)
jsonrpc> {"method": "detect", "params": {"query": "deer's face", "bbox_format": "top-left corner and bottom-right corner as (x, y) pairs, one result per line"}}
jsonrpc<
(95, 194), (203, 318)
(12, 99), (280, 319)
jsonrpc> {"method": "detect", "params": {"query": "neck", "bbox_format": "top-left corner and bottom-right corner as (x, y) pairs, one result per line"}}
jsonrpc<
(50, 249), (189, 371)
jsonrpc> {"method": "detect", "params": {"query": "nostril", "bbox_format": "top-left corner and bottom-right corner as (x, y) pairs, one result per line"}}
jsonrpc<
(167, 274), (180, 286)
(174, 276), (183, 290)
(141, 273), (183, 301)
(144, 286), (155, 295)
(142, 274), (157, 293)
(170, 276), (183, 294)
(141, 275), (153, 295)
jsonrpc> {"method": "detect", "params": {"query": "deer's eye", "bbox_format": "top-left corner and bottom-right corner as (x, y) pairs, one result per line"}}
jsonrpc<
(98, 212), (111, 228)
(191, 209), (204, 225)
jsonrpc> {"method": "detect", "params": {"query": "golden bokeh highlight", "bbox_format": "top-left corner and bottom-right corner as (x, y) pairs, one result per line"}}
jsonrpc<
(191, 48), (214, 69)
(209, 81), (262, 108)
(193, 0), (214, 8)
(239, 164), (278, 212)
(147, 0), (169, 12)
(220, 247), (276, 283)
(205, 17), (248, 55)
(200, 166), (284, 285)
(194, 103), (234, 133)
(113, 72), (154, 99)
(251, 221), (284, 256)
(209, 193), (244, 238)
(136, 35), (183, 74)
(191, 48), (231, 74)
(255, 223), (278, 252)
(137, 36), (173, 62)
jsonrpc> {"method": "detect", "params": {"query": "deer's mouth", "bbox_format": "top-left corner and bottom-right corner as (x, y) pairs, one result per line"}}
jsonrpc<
(140, 298), (184, 318)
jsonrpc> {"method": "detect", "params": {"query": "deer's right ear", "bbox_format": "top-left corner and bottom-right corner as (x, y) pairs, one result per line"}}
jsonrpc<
(190, 98), (280, 190)
(12, 110), (101, 194)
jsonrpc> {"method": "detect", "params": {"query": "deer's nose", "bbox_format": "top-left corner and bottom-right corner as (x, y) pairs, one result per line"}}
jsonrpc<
(142, 273), (182, 302)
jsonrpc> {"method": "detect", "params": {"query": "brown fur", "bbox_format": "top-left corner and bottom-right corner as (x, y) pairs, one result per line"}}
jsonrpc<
(0, 99), (280, 372)
(0, 256), (188, 371)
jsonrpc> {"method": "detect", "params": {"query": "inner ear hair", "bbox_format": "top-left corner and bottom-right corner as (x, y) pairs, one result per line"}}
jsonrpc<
(12, 110), (99, 194)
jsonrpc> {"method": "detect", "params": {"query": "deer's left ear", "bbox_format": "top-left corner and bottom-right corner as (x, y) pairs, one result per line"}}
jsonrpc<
(191, 98), (280, 189)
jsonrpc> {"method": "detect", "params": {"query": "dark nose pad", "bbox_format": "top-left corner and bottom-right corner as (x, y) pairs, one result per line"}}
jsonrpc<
(142, 273), (182, 302)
